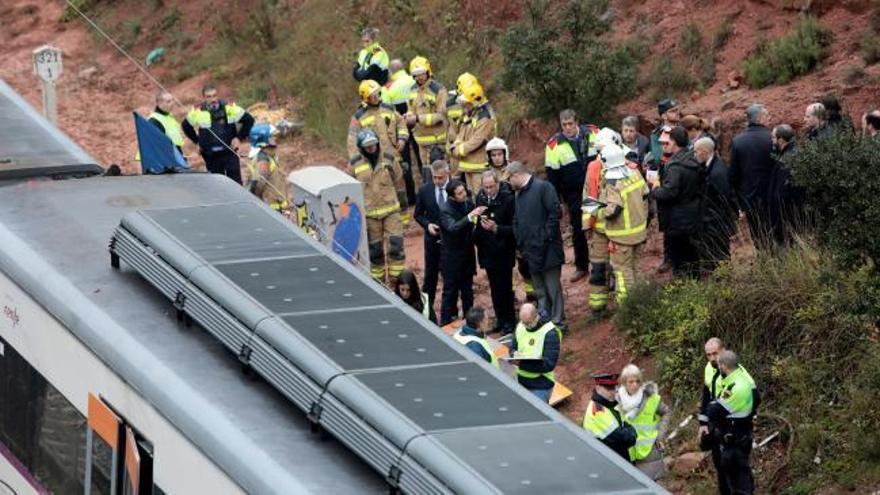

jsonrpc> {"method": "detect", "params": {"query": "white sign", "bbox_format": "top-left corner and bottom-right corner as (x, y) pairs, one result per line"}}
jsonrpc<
(33, 45), (63, 83)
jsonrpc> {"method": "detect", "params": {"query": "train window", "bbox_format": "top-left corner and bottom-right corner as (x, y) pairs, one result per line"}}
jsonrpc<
(87, 395), (155, 495)
(0, 337), (108, 493)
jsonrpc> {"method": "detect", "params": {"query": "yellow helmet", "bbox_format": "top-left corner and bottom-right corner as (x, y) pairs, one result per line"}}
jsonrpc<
(409, 56), (431, 77)
(456, 72), (478, 94)
(358, 80), (382, 102)
(460, 81), (485, 105)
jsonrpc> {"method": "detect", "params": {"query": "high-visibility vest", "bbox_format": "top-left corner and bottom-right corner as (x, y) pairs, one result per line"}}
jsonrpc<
(185, 102), (245, 129)
(715, 366), (757, 419)
(513, 321), (561, 382)
(705, 361), (723, 398)
(357, 42), (389, 71)
(627, 393), (662, 461)
(453, 329), (500, 368)
(544, 126), (597, 170)
(603, 173), (649, 244)
(382, 70), (415, 107)
(583, 400), (623, 440)
(149, 111), (184, 147)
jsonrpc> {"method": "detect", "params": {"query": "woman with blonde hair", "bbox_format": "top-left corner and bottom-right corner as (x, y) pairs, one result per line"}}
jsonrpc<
(617, 364), (670, 479)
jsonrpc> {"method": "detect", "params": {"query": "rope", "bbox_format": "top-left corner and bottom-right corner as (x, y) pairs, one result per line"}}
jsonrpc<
(63, 0), (384, 277)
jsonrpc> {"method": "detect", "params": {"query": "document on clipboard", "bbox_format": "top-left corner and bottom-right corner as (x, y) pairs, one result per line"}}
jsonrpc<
(500, 351), (544, 361)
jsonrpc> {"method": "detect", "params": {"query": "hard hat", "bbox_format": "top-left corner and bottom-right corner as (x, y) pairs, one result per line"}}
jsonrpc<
(485, 136), (509, 161)
(358, 80), (382, 102)
(249, 123), (275, 149)
(601, 144), (627, 179)
(356, 129), (379, 149)
(456, 72), (478, 94)
(409, 56), (431, 77)
(594, 127), (622, 151)
(460, 81), (485, 105)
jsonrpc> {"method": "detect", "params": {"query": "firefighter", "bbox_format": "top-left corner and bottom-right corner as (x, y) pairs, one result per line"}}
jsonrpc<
(246, 124), (288, 213)
(350, 129), (407, 286)
(596, 143), (649, 304)
(348, 80), (411, 223)
(451, 81), (496, 193)
(582, 128), (623, 317)
(445, 72), (478, 169)
(405, 56), (447, 190)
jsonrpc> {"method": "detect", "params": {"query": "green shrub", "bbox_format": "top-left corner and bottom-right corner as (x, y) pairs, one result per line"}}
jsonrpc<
(500, 0), (638, 123)
(712, 15), (735, 50)
(860, 29), (880, 65)
(743, 16), (832, 88)
(645, 55), (699, 101)
(789, 132), (880, 265)
(615, 246), (880, 490)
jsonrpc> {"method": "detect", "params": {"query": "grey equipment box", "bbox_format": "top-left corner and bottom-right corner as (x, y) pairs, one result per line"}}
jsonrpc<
(288, 166), (369, 274)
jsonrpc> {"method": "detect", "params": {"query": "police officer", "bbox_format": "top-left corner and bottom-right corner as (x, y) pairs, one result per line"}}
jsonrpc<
(582, 372), (637, 461)
(451, 81), (496, 194)
(706, 349), (760, 495)
(352, 27), (389, 85)
(246, 124), (288, 213)
(182, 83), (254, 184)
(453, 306), (499, 368)
(595, 143), (649, 304)
(510, 303), (561, 403)
(350, 129), (407, 286)
(405, 56), (447, 189)
(545, 109), (598, 282)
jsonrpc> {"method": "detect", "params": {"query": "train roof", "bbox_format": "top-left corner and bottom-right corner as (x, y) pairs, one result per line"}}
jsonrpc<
(0, 78), (384, 494)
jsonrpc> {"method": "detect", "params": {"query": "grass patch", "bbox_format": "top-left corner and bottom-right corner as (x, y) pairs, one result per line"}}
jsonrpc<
(616, 245), (880, 491)
(742, 16), (832, 88)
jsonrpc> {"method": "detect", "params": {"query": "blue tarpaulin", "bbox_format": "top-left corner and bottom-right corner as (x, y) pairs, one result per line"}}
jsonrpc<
(134, 112), (188, 174)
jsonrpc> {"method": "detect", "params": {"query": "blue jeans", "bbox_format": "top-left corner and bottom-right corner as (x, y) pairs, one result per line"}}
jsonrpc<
(529, 387), (552, 403)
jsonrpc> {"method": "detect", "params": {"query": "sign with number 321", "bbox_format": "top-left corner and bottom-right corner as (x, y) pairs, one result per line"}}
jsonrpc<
(33, 45), (63, 83)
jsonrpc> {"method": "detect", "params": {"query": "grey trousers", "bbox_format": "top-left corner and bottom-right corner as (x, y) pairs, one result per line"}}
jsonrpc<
(531, 266), (565, 327)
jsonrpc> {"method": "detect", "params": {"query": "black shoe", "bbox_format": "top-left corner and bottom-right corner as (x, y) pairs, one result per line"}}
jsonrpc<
(569, 270), (588, 283)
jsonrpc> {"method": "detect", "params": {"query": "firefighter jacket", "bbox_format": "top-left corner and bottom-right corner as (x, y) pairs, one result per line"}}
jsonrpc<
(351, 152), (407, 219)
(247, 151), (289, 211)
(599, 172), (649, 245)
(347, 103), (408, 163)
(452, 103), (496, 173)
(408, 79), (447, 146)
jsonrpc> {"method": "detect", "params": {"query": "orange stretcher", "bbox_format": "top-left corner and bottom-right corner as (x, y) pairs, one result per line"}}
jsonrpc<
(441, 321), (573, 407)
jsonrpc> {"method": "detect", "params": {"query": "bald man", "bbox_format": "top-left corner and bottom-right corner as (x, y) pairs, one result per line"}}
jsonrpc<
(509, 303), (562, 403)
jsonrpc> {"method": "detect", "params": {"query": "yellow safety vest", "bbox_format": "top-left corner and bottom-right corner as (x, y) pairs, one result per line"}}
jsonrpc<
(186, 102), (246, 129)
(149, 111), (184, 147)
(357, 42), (389, 71)
(453, 329), (500, 368)
(382, 70), (415, 107)
(583, 400), (623, 440)
(627, 393), (662, 461)
(544, 130), (597, 170)
(513, 321), (561, 382)
(715, 366), (757, 419)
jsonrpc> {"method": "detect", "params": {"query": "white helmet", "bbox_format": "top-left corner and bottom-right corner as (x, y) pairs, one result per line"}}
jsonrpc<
(486, 136), (509, 162)
(594, 127), (622, 152)
(601, 144), (628, 179)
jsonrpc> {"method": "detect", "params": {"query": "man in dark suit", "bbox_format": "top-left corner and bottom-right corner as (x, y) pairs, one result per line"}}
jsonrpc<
(414, 160), (450, 307)
(694, 137), (736, 273)
(729, 103), (775, 249)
